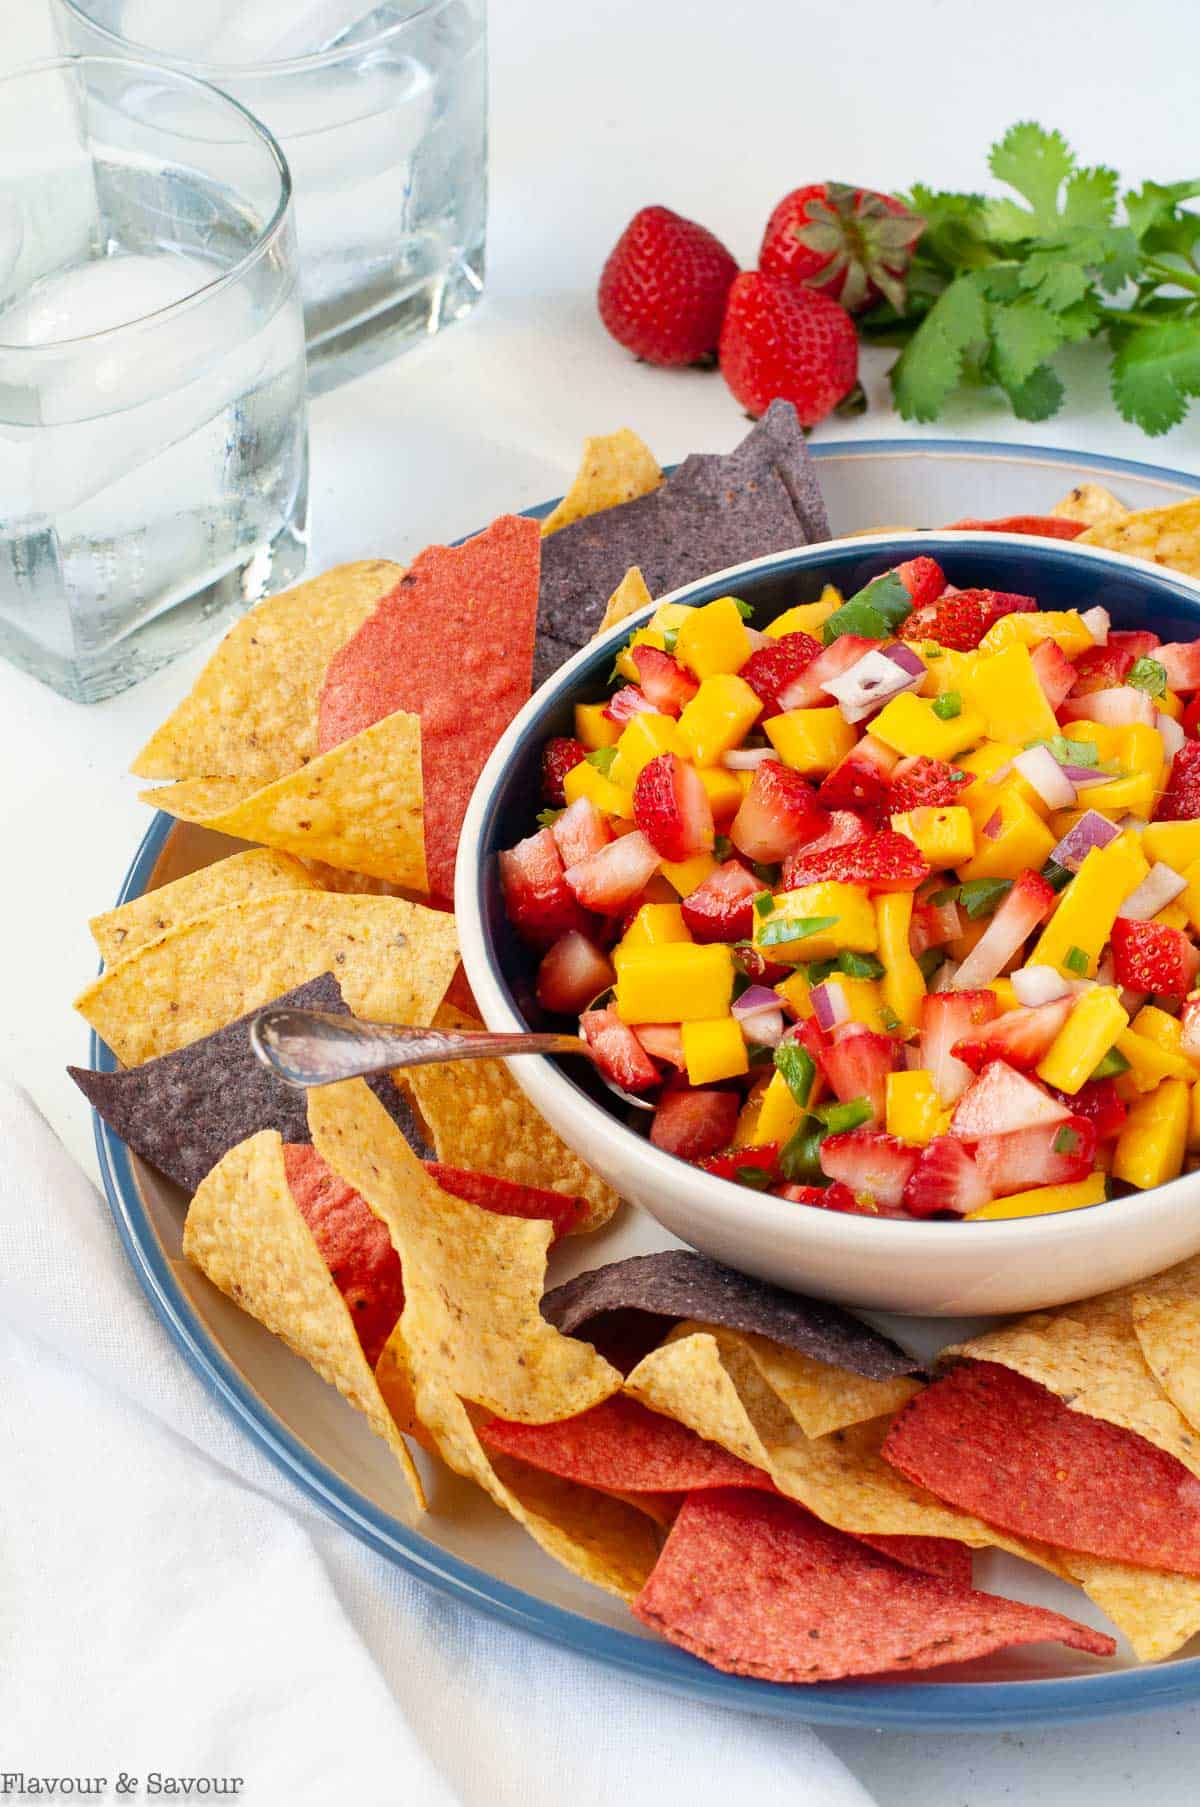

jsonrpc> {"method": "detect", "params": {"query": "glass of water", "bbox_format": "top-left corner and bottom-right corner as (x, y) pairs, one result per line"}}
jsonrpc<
(0, 56), (308, 703)
(55, 2), (488, 390)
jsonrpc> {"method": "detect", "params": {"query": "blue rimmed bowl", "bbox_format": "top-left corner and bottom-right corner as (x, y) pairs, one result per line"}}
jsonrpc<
(458, 531), (1200, 1317)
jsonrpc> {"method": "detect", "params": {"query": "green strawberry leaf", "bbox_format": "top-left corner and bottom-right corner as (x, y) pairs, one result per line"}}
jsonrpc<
(1111, 317), (1200, 434)
(890, 274), (988, 421)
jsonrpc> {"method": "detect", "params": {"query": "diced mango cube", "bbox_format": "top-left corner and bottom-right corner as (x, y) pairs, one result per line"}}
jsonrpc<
(890, 805), (975, 866)
(609, 712), (681, 790)
(696, 765), (746, 822)
(1122, 723), (1167, 785)
(618, 903), (691, 950)
(1073, 771), (1156, 817)
(682, 1016), (749, 1086)
(1131, 1004), (1187, 1057)
(966, 1174), (1108, 1220)
(962, 643), (1060, 744)
(1112, 1078), (1190, 1189)
(562, 759), (633, 819)
(575, 701), (621, 750)
(756, 1068), (805, 1144)
(1181, 857), (1200, 936)
(956, 791), (1056, 883)
(1035, 988), (1129, 1093)
(1158, 689), (1184, 720)
(979, 610), (1095, 658)
(1190, 1082), (1200, 1153)
(765, 706), (857, 776)
(660, 851), (718, 896)
(919, 649), (979, 698)
(1067, 720), (1124, 761)
(870, 692), (987, 761)
(987, 978), (1019, 1013)
(875, 891), (926, 1031)
(674, 596), (752, 679)
(1145, 822), (1200, 869)
(1114, 1027), (1196, 1091)
(732, 1082), (766, 1149)
(615, 943), (734, 1024)
(614, 627), (665, 682)
(948, 915), (990, 961)
(677, 674), (762, 766)
(838, 975), (887, 1028)
(775, 969), (814, 1019)
(886, 1070), (942, 1145)
(1029, 834), (1149, 974)
(1156, 903), (1191, 931)
(765, 587), (841, 639)
(648, 600), (692, 636)
(753, 882), (876, 962)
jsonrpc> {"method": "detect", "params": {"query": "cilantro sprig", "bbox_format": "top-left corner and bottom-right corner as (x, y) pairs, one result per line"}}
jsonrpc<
(862, 123), (1200, 435)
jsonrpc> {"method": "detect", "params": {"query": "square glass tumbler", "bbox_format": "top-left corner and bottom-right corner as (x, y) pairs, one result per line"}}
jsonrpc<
(55, 2), (488, 390)
(0, 56), (309, 703)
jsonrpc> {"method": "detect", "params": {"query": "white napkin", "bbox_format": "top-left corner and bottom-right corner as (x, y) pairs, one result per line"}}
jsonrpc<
(0, 1079), (875, 1807)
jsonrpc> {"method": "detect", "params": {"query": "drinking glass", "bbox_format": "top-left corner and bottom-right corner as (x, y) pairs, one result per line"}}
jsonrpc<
(55, 1), (488, 391)
(0, 56), (309, 703)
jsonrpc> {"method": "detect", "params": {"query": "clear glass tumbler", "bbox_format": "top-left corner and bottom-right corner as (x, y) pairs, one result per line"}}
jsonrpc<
(55, 2), (488, 391)
(0, 56), (309, 703)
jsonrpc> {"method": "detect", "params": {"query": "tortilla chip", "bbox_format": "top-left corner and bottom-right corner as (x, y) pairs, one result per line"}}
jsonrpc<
(668, 1320), (921, 1438)
(884, 1361), (1200, 1575)
(317, 516), (540, 904)
(946, 514), (1086, 539)
(944, 1289), (1200, 1481)
(75, 892), (459, 1067)
(140, 708), (427, 892)
(282, 1144), (405, 1369)
(131, 561), (403, 782)
(69, 972), (419, 1192)
(541, 430), (662, 537)
(1051, 483), (1128, 527)
(1078, 497), (1200, 577)
(182, 1129), (424, 1508)
(543, 1250), (920, 1380)
(399, 1002), (618, 1231)
(633, 1489), (1112, 1683)
(479, 1395), (772, 1495)
(1068, 1554), (1200, 1662)
(596, 567), (653, 637)
(424, 1163), (584, 1240)
(90, 849), (320, 965)
(1130, 1253), (1200, 1437)
(307, 1078), (620, 1424)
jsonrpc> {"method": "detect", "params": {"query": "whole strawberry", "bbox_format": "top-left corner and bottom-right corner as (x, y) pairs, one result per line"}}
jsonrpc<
(760, 184), (924, 313)
(598, 206), (739, 367)
(718, 272), (858, 425)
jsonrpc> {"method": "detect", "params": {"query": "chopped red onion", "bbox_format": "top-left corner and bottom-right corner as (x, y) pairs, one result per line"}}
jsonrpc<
(1011, 964), (1073, 1006)
(721, 746), (776, 771)
(732, 985), (782, 1018)
(810, 980), (850, 1030)
(1014, 745), (1077, 810)
(1116, 861), (1187, 921)
(885, 643), (926, 678)
(737, 1005), (785, 1048)
(982, 809), (1003, 840)
(823, 648), (921, 723)
(1051, 809), (1121, 871)
(1080, 606), (1110, 644)
(1060, 765), (1111, 787)
(1156, 710), (1186, 761)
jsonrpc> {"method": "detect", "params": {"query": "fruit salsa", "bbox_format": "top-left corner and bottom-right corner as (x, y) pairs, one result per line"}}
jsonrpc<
(500, 559), (1200, 1222)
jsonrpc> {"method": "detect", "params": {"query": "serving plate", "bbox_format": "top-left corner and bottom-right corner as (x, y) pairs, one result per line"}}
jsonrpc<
(90, 439), (1200, 1729)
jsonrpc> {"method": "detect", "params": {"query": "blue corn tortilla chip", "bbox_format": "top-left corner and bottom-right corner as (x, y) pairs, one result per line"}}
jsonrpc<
(69, 971), (432, 1192)
(541, 1250), (920, 1381)
(534, 401), (829, 683)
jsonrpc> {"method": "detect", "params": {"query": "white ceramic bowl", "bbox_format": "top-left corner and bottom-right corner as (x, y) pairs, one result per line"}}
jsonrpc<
(458, 531), (1200, 1315)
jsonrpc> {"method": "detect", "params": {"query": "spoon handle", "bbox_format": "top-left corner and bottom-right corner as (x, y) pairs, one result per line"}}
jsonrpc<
(249, 1006), (587, 1089)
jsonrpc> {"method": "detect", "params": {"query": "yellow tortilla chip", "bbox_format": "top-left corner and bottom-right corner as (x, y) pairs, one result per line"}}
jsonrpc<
(1131, 1253), (1200, 1436)
(1077, 497), (1200, 577)
(132, 560), (403, 783)
(945, 1289), (1200, 1482)
(1051, 482), (1128, 527)
(75, 892), (458, 1067)
(665, 1320), (920, 1438)
(398, 1003), (619, 1231)
(1068, 1553), (1200, 1662)
(540, 430), (661, 537)
(140, 709), (427, 891)
(90, 849), (320, 965)
(182, 1129), (424, 1508)
(307, 1078), (620, 1424)
(596, 567), (653, 636)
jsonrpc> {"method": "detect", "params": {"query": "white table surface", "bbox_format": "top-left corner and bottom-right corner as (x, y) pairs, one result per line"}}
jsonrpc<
(6, 0), (1200, 1797)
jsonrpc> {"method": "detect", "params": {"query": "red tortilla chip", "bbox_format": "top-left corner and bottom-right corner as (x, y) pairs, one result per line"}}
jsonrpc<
(858, 1536), (973, 1588)
(884, 1360), (1200, 1575)
(424, 1163), (584, 1240)
(946, 514), (1087, 540)
(317, 515), (541, 904)
(283, 1144), (405, 1368)
(633, 1488), (1114, 1682)
(479, 1395), (772, 1494)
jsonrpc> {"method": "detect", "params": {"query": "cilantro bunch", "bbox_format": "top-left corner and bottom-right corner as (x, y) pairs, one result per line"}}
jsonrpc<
(860, 123), (1200, 435)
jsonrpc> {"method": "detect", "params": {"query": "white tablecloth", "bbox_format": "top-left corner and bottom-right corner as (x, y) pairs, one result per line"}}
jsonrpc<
(7, 0), (1200, 1800)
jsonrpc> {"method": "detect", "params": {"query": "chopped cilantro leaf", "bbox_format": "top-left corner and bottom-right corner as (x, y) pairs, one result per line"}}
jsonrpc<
(804, 958), (840, 986)
(733, 598), (754, 620)
(774, 1043), (817, 1109)
(535, 807), (563, 829)
(757, 914), (839, 948)
(930, 886), (959, 907)
(1064, 945), (1090, 975)
(1128, 656), (1168, 697)
(1053, 1125), (1081, 1155)
(753, 891), (775, 918)
(932, 691), (962, 720)
(1044, 733), (1099, 767)
(879, 1004), (902, 1032)
(585, 746), (617, 775)
(661, 628), (679, 654)
(713, 834), (733, 859)
(837, 950), (886, 978)
(916, 947), (947, 982)
(958, 877), (1013, 919)
(822, 572), (913, 644)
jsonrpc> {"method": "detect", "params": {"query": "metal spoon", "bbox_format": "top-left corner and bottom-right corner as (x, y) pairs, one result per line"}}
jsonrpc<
(249, 1006), (655, 1109)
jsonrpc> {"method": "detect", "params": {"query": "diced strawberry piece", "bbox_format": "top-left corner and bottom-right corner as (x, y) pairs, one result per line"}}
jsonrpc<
(972, 1116), (1098, 1194)
(888, 756), (972, 813)
(739, 632), (821, 715)
(816, 733), (900, 816)
(650, 1085), (741, 1160)
(1060, 686), (1155, 728)
(1183, 697), (1200, 739)
(819, 1130), (919, 1209)
(919, 990), (1000, 1105)
(633, 752), (715, 862)
(698, 1143), (781, 1184)
(730, 759), (827, 862)
(1030, 638), (1078, 710)
(782, 811), (870, 876)
(500, 828), (592, 949)
(952, 998), (1074, 1074)
(581, 1005), (661, 1093)
(949, 1060), (1072, 1137)
(635, 1023), (686, 1068)
(1110, 917), (1200, 997)
(902, 1136), (993, 1219)
(783, 827), (929, 894)
(1158, 643), (1200, 693)
(1109, 629), (1161, 658)
(552, 796), (612, 868)
(536, 931), (615, 1015)
(681, 860), (762, 943)
(945, 514), (1087, 540)
(1045, 1077), (1128, 1141)
(541, 736), (587, 805)
(819, 1028), (895, 1123)
(631, 643), (699, 716)
(901, 589), (1036, 652)
(953, 869), (1058, 988)
(603, 684), (657, 723)
(1155, 740), (1200, 821)
(736, 945), (793, 988)
(565, 830), (661, 915)
(894, 556), (946, 610)
(775, 1180), (864, 1213)
(910, 893), (963, 955)
(1069, 644), (1135, 696)
(778, 635), (879, 711)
